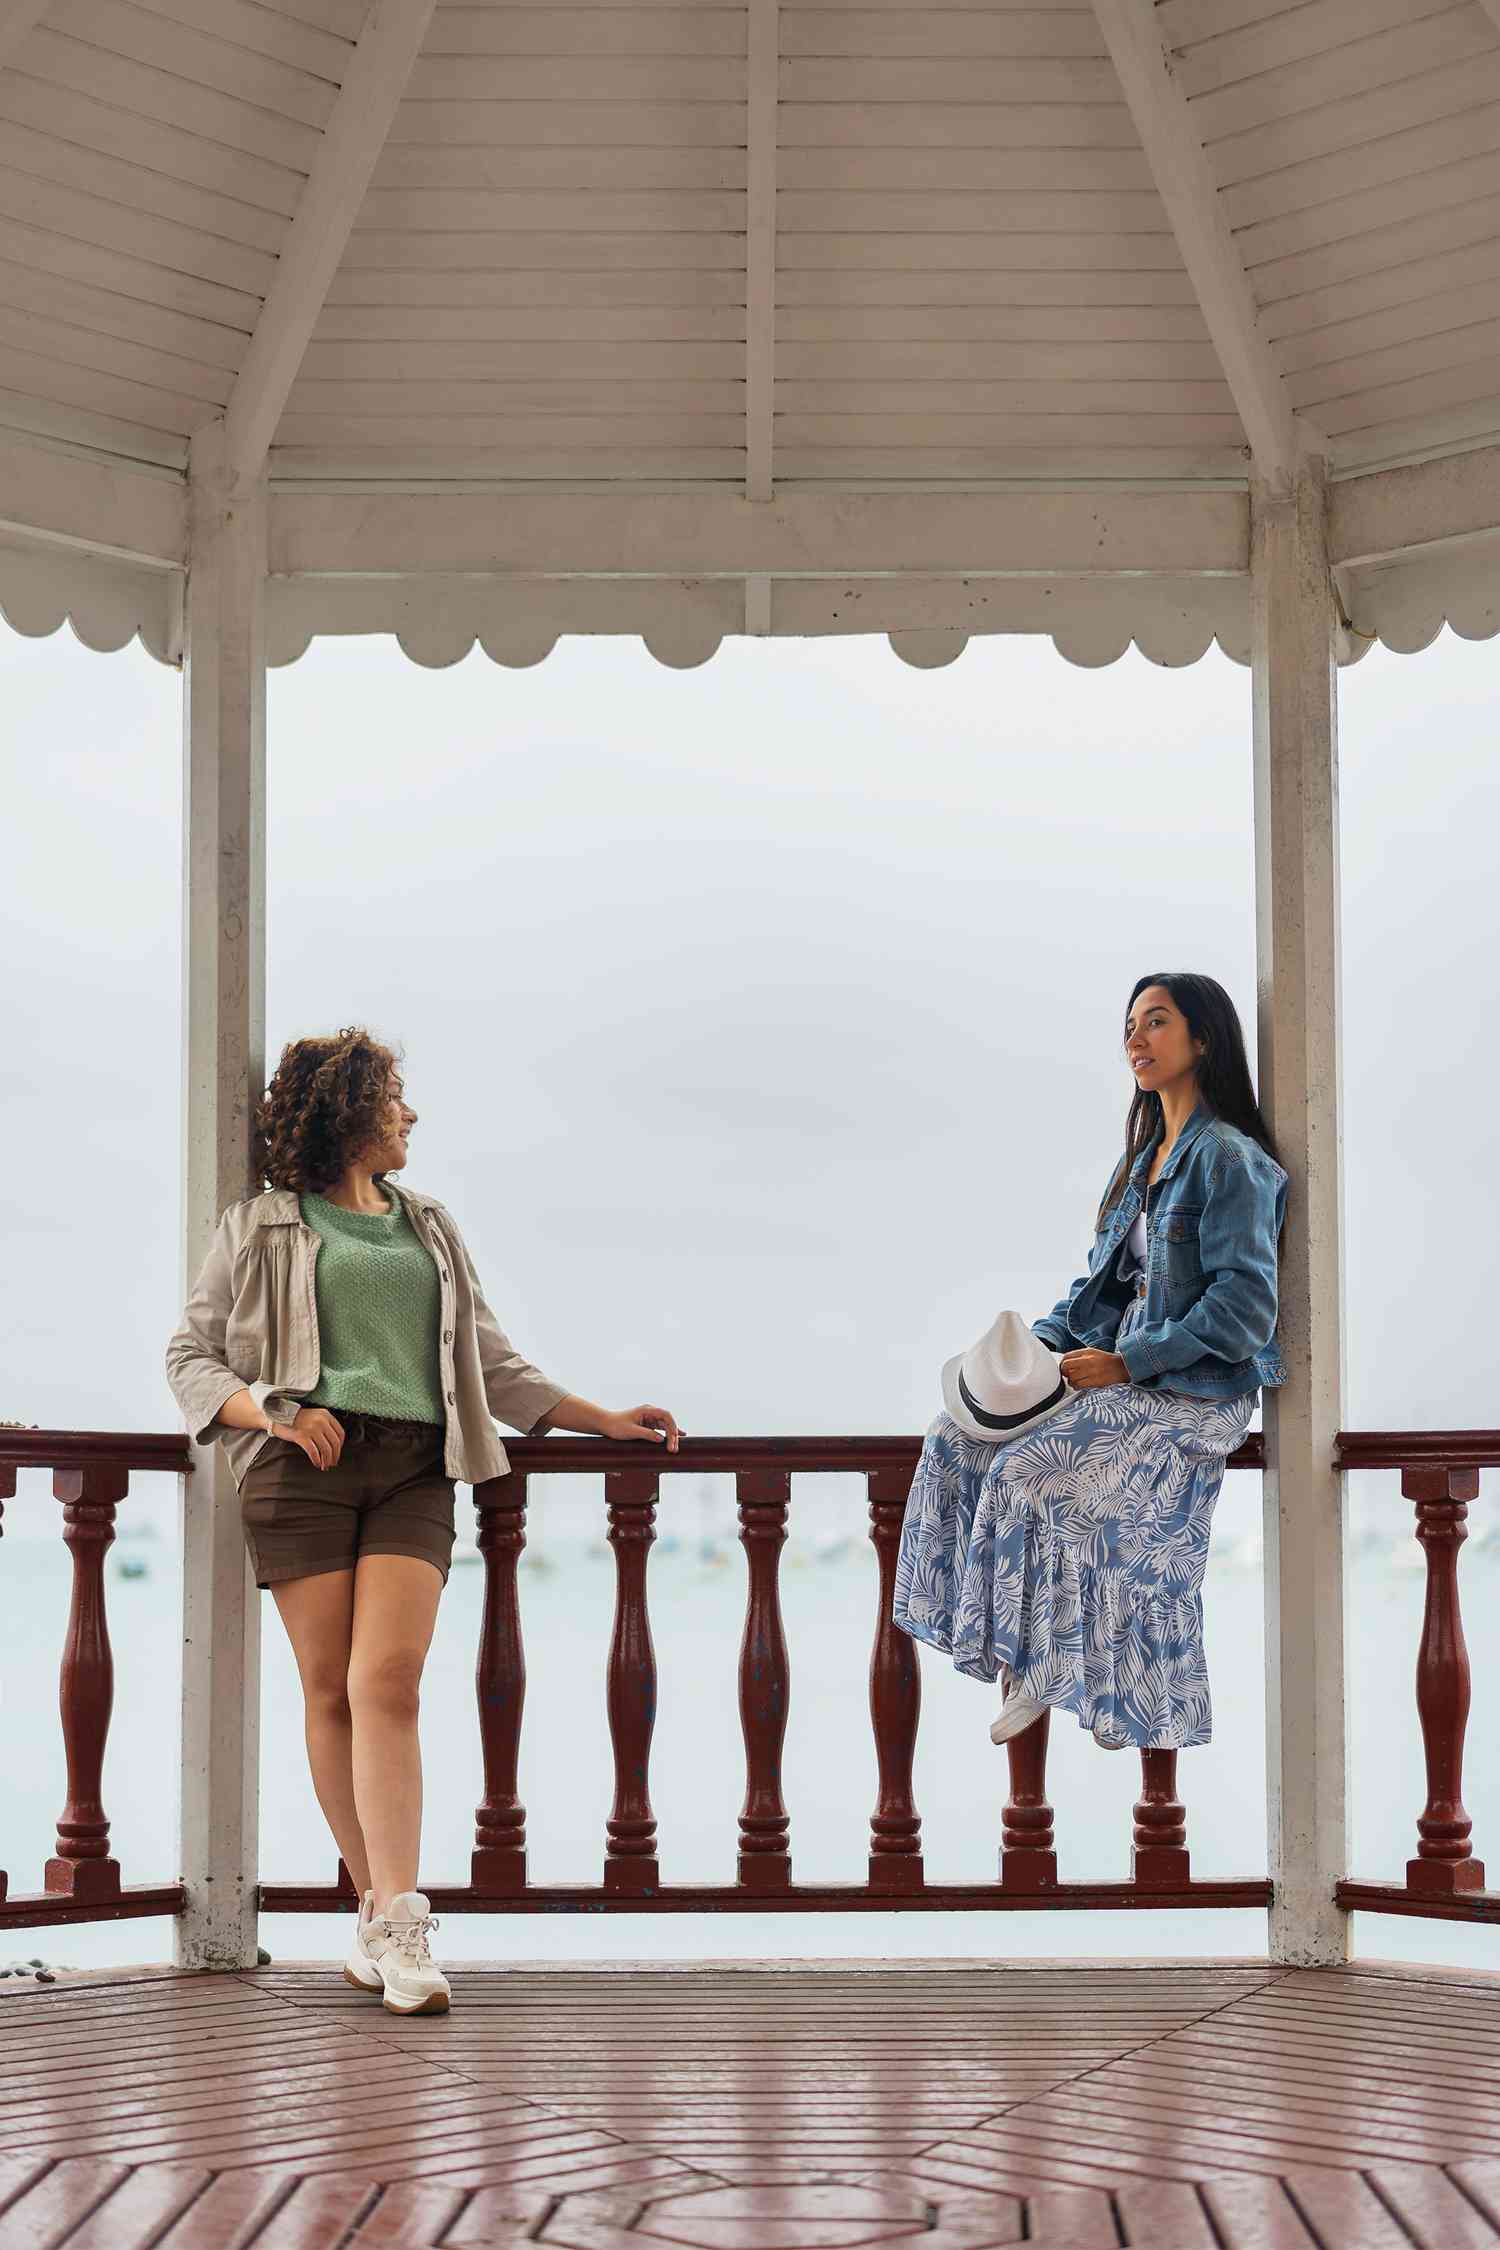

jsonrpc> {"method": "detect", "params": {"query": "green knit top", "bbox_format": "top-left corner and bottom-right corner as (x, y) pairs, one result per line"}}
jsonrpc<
(299, 1187), (445, 1425)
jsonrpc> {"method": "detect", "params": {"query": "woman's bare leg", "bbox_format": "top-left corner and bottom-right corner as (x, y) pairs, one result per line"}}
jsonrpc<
(269, 1569), (370, 1896)
(346, 1553), (444, 1914)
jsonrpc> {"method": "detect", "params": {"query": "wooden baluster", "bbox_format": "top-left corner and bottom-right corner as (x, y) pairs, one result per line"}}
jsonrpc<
(45, 1464), (127, 1901)
(0, 1462), (10, 1903)
(1000, 1710), (1056, 1890)
(866, 1467), (923, 1892)
(604, 1469), (660, 1892)
(472, 1474), (530, 1893)
(1405, 1464), (1486, 1894)
(1133, 1749), (1190, 1889)
(737, 1469), (792, 1890)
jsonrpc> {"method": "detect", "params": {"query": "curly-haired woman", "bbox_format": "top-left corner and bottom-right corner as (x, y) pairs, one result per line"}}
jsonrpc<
(166, 1027), (679, 2015)
(894, 974), (1287, 1756)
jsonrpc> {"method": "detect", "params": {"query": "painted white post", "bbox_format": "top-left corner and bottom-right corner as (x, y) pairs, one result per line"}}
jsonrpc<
(174, 422), (267, 1971)
(1251, 461), (1351, 1967)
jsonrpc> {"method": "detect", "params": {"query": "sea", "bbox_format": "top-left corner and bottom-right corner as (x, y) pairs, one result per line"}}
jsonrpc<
(5, 1466), (1498, 1978)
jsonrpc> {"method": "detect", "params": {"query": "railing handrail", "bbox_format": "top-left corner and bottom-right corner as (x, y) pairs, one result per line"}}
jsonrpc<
(0, 1432), (192, 1472)
(6, 1427), (1500, 1479)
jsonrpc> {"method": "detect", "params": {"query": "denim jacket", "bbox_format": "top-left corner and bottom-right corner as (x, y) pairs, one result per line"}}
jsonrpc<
(1031, 1102), (1288, 1400)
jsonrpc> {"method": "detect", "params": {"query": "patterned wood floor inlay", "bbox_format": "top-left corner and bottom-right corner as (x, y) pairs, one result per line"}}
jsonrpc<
(3, 1960), (1500, 2246)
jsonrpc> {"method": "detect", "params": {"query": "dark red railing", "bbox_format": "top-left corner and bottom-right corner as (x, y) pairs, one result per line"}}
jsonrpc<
(5, 1425), (1493, 1934)
(1336, 1431), (1500, 1926)
(261, 1435), (1269, 1917)
(0, 1431), (188, 1931)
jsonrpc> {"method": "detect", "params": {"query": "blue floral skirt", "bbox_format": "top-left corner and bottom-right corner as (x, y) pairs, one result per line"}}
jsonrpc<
(892, 1342), (1256, 1749)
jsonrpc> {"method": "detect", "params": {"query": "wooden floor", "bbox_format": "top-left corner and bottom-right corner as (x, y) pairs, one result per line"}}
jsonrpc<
(4, 1959), (1500, 2247)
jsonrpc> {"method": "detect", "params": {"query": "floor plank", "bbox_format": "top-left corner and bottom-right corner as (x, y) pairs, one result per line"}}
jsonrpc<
(0, 1963), (1497, 2248)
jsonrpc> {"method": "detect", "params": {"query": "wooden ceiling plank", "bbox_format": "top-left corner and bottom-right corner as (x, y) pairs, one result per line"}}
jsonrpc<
(746, 0), (776, 499)
(315, 305), (748, 343)
(0, 381), (188, 465)
(222, 0), (440, 491)
(1208, 51), (1500, 191)
(0, 303), (232, 403)
(0, 255), (248, 366)
(0, 0), (49, 75)
(390, 100), (746, 145)
(324, 269), (745, 308)
(0, 116), (286, 253)
(1189, 13), (1494, 146)
(0, 339), (205, 434)
(23, 28), (322, 169)
(45, 0), (337, 128)
(1287, 312), (1500, 413)
(1221, 103), (1500, 236)
(423, 8), (745, 57)
(783, 11), (1108, 58)
(0, 214), (260, 328)
(372, 146), (743, 191)
(345, 229), (745, 271)
(0, 163), (277, 295)
(1172, 0), (1458, 102)
(1304, 355), (1500, 439)
(0, 72), (304, 217)
(1252, 187), (1500, 306)
(1091, 0), (1300, 488)
(777, 305), (1211, 342)
(1236, 147), (1500, 274)
(300, 340), (745, 380)
(1267, 240), (1500, 347)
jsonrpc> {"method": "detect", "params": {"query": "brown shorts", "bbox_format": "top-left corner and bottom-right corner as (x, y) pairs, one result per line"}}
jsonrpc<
(239, 1413), (456, 1590)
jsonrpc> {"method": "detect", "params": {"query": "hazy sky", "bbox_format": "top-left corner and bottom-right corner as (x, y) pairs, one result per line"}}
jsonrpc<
(3, 610), (1494, 1452)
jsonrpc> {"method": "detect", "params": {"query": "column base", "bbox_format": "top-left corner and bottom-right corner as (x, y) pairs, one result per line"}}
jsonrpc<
(1407, 1855), (1487, 1894)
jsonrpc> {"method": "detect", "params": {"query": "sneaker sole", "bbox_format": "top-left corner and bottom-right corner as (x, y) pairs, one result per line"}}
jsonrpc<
(342, 1963), (384, 1992)
(381, 1987), (450, 2015)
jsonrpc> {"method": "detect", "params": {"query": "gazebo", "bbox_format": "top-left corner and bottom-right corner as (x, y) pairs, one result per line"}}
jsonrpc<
(3, 0), (1499, 2032)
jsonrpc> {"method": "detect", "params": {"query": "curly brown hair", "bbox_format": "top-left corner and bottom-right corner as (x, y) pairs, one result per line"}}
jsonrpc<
(253, 1026), (404, 1193)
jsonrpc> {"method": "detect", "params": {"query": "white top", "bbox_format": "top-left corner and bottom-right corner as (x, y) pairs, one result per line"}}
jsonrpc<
(1127, 1207), (1147, 1267)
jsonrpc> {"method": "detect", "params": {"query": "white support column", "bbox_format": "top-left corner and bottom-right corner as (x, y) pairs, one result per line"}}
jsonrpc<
(174, 422), (267, 1971)
(1251, 461), (1351, 1967)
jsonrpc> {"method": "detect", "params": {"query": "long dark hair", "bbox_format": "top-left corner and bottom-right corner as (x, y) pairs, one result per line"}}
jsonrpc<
(1096, 972), (1281, 1227)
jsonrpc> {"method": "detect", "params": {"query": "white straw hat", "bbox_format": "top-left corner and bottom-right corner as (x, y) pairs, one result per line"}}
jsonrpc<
(941, 1311), (1074, 1444)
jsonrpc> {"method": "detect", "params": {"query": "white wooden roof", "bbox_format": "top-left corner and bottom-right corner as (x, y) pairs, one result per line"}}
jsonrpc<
(4, 0), (1500, 667)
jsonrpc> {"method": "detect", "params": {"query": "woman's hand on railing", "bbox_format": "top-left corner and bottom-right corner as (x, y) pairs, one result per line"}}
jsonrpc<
(600, 1405), (682, 1452)
(542, 1394), (683, 1452)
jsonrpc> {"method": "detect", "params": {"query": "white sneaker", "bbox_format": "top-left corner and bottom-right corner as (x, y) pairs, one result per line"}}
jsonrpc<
(989, 1694), (1048, 1744)
(342, 1889), (383, 1993)
(369, 1890), (450, 2016)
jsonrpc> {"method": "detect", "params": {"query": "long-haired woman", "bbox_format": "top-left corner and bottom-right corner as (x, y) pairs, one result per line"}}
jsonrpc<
(167, 1027), (679, 2013)
(894, 974), (1286, 1754)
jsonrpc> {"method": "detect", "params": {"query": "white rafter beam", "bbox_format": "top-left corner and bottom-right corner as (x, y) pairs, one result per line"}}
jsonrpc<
(0, 0), (50, 73)
(1091, 0), (1300, 494)
(222, 0), (438, 493)
(745, 0), (778, 502)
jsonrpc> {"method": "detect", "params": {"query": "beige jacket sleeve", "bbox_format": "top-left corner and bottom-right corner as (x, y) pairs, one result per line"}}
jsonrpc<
(164, 1210), (294, 1445)
(437, 1204), (570, 1437)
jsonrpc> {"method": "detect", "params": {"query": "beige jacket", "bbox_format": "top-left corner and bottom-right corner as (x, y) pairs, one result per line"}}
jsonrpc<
(164, 1180), (568, 1490)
